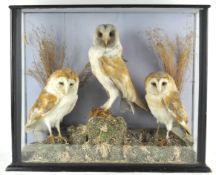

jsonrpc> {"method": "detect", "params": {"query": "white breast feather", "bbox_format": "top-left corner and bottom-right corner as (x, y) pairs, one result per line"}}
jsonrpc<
(88, 46), (121, 92)
(146, 94), (173, 127)
(43, 93), (78, 128)
(32, 90), (78, 132)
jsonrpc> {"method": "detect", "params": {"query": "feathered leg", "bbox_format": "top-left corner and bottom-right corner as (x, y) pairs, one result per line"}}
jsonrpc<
(44, 121), (55, 144)
(90, 89), (118, 117)
(166, 121), (173, 140)
(155, 122), (168, 146)
(56, 121), (68, 144)
(155, 123), (160, 139)
(101, 89), (119, 110)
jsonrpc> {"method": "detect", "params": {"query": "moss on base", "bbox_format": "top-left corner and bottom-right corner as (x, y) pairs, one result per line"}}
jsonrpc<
(22, 144), (196, 163)
(87, 116), (127, 145)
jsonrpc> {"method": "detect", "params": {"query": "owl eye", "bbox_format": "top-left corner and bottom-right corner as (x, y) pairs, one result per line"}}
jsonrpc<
(109, 31), (115, 37)
(69, 83), (73, 86)
(59, 82), (64, 86)
(151, 82), (157, 87)
(162, 82), (167, 86)
(98, 32), (102, 38)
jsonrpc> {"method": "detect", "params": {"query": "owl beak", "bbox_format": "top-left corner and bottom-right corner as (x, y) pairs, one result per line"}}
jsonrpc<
(157, 86), (162, 93)
(103, 35), (109, 46)
(104, 39), (109, 46)
(64, 85), (69, 95)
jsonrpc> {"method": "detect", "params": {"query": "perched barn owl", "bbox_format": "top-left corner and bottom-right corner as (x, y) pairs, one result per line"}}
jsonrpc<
(144, 72), (191, 139)
(25, 68), (79, 143)
(89, 24), (147, 114)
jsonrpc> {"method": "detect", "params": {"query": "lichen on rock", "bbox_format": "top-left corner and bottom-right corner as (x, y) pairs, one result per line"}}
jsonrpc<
(67, 115), (127, 145)
(86, 116), (127, 145)
(67, 124), (87, 144)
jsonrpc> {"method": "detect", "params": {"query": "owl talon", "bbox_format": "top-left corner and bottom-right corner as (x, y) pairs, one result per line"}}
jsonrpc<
(45, 135), (55, 144)
(89, 107), (112, 118)
(44, 135), (68, 144)
(157, 138), (167, 146)
(55, 136), (68, 144)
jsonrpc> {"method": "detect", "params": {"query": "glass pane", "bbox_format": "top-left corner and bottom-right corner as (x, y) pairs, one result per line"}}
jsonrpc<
(21, 8), (200, 164)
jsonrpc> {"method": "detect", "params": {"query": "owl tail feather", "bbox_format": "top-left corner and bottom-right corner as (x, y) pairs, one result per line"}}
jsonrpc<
(25, 119), (36, 131)
(179, 120), (191, 135)
(134, 97), (148, 111)
(172, 121), (193, 146)
(120, 99), (135, 114)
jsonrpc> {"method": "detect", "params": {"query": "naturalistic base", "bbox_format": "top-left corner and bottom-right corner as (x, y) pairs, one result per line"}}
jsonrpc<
(23, 115), (196, 163)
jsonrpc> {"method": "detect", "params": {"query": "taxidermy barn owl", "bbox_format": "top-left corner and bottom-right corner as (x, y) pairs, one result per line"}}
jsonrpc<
(144, 71), (191, 140)
(25, 68), (79, 143)
(88, 24), (147, 115)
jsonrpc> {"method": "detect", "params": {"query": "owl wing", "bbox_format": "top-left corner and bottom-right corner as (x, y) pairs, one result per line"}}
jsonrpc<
(100, 56), (147, 111)
(162, 91), (190, 134)
(25, 89), (59, 128)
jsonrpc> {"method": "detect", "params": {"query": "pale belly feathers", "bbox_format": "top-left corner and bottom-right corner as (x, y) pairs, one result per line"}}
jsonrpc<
(43, 93), (78, 128)
(88, 46), (121, 92)
(146, 94), (174, 127)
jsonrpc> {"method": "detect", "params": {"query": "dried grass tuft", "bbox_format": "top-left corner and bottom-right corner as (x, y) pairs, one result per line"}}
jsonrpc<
(26, 27), (92, 88)
(175, 32), (193, 91)
(148, 28), (193, 91)
(27, 27), (66, 87)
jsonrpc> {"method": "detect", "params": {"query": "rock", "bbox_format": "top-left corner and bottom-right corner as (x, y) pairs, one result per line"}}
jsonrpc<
(67, 125), (87, 144)
(87, 116), (127, 145)
(66, 115), (189, 147)
(124, 129), (144, 145)
(67, 115), (127, 145)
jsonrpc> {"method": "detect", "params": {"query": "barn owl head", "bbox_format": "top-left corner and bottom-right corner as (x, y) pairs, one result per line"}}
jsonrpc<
(93, 24), (120, 48)
(144, 71), (178, 96)
(45, 68), (79, 96)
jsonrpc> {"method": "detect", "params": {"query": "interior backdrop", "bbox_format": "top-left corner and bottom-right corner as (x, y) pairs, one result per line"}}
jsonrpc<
(23, 10), (196, 143)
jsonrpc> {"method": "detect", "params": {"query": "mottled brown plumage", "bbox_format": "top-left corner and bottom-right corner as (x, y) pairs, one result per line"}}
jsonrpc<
(100, 56), (146, 111)
(26, 89), (58, 127)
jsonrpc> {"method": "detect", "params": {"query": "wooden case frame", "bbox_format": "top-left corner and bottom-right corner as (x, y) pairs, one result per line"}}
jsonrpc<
(7, 4), (211, 172)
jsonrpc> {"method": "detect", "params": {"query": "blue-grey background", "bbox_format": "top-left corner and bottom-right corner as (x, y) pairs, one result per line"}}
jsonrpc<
(23, 11), (196, 143)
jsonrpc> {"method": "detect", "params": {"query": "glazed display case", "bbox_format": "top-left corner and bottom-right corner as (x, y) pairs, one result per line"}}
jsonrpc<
(7, 4), (210, 172)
